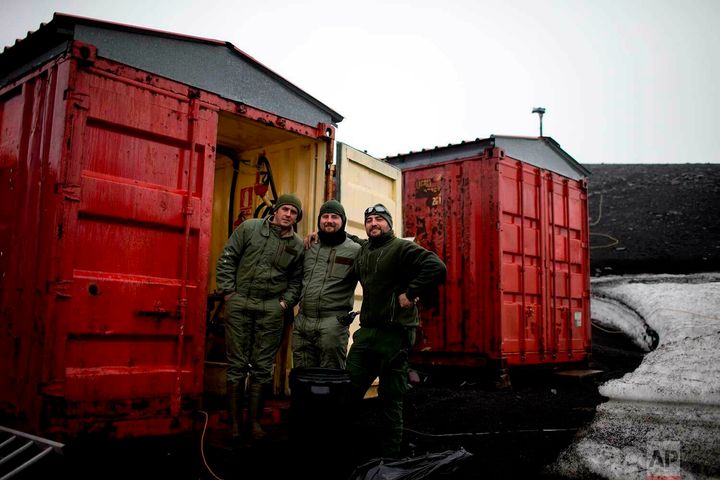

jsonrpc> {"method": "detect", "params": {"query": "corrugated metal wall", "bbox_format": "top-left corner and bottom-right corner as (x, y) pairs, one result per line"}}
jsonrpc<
(401, 149), (590, 366)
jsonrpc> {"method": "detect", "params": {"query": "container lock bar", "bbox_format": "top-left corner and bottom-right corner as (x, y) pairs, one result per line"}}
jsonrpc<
(47, 280), (72, 299)
(55, 183), (80, 202)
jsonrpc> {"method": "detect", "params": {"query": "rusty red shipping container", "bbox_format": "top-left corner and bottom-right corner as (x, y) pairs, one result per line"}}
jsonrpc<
(387, 138), (591, 369)
(0, 14), (342, 439)
(1, 43), (216, 439)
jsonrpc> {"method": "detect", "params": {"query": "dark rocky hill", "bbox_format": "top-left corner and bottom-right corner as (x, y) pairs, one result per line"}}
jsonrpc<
(585, 163), (720, 275)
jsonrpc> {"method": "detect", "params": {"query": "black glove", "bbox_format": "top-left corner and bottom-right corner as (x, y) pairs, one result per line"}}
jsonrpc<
(336, 311), (358, 327)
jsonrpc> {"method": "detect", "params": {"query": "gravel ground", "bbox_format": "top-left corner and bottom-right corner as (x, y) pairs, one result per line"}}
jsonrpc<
(20, 327), (638, 480)
(586, 163), (720, 275)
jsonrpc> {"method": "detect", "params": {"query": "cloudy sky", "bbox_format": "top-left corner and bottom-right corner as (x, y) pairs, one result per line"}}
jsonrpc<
(3, 0), (719, 164)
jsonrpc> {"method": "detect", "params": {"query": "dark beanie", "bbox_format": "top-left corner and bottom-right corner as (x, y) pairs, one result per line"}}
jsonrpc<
(318, 200), (346, 230)
(274, 193), (303, 222)
(364, 203), (393, 229)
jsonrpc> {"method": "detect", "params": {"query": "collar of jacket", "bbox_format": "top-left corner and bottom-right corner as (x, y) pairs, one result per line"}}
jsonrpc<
(368, 229), (395, 249)
(265, 216), (295, 238)
(318, 229), (346, 246)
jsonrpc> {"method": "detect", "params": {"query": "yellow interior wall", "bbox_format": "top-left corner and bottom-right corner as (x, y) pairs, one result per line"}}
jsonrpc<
(208, 134), (326, 295)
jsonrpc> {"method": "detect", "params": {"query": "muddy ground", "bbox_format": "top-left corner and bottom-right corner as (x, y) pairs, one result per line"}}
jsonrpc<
(19, 325), (641, 480)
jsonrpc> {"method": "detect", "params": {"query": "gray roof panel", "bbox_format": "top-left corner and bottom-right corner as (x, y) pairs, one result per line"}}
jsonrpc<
(493, 135), (590, 180)
(1, 13), (343, 128)
(385, 135), (589, 180)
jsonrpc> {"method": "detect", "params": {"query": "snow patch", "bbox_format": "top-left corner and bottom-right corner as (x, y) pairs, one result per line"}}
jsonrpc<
(550, 273), (720, 479)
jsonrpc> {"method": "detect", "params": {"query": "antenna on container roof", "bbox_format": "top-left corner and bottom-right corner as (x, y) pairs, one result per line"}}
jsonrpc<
(531, 107), (546, 137)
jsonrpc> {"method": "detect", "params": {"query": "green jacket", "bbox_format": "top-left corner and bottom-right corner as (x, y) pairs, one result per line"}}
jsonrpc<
(300, 237), (360, 317)
(216, 217), (304, 307)
(355, 230), (446, 328)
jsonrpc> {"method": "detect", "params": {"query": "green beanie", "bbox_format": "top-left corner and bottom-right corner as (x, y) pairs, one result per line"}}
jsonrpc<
(318, 200), (346, 230)
(274, 193), (303, 222)
(364, 203), (392, 229)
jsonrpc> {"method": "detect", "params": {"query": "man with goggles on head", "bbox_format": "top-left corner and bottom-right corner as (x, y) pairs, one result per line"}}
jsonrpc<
(347, 203), (446, 459)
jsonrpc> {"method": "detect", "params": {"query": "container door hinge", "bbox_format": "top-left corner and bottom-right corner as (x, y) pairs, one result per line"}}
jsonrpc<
(47, 280), (73, 299)
(64, 90), (90, 111)
(55, 183), (81, 202)
(317, 123), (335, 139)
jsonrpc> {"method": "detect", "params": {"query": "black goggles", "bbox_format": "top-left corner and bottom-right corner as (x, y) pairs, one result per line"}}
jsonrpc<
(364, 205), (388, 215)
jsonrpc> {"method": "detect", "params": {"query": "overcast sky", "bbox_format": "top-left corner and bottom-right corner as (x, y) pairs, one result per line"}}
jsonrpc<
(3, 0), (719, 164)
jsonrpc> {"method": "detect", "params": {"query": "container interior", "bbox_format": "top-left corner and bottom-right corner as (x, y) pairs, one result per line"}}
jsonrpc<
(204, 112), (327, 396)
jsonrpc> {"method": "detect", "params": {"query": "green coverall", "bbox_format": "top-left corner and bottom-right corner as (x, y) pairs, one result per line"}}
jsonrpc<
(347, 229), (446, 458)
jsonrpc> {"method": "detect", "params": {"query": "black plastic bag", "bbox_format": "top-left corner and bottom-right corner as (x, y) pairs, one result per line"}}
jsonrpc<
(348, 448), (473, 480)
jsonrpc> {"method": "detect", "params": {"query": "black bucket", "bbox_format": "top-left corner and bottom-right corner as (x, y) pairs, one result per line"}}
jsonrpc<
(289, 368), (354, 479)
(289, 367), (353, 445)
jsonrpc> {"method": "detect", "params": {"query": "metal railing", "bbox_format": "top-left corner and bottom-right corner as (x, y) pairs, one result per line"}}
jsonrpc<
(0, 426), (64, 480)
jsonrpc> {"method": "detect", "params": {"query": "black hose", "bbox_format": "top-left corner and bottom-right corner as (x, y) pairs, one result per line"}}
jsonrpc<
(217, 146), (241, 237)
(257, 154), (279, 202)
(254, 154), (278, 219)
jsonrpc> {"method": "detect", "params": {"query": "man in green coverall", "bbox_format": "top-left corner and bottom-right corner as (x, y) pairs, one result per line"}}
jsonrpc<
(216, 193), (304, 442)
(293, 200), (360, 369)
(348, 203), (446, 458)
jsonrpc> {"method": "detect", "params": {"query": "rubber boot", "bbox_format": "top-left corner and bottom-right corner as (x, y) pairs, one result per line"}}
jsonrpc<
(226, 379), (245, 442)
(248, 382), (267, 440)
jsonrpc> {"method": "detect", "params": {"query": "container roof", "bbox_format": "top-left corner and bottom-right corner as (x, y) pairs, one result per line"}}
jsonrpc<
(385, 135), (590, 180)
(1, 13), (343, 128)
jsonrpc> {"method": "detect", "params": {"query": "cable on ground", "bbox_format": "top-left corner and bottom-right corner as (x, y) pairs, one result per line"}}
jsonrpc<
(198, 410), (224, 480)
(404, 426), (577, 438)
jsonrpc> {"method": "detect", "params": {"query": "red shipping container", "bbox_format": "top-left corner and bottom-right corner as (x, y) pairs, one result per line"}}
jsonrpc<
(387, 140), (591, 368)
(0, 42), (222, 439)
(0, 15), (342, 440)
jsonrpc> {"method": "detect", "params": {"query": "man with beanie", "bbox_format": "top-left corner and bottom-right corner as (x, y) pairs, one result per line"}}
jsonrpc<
(348, 203), (446, 459)
(293, 200), (360, 369)
(216, 193), (304, 443)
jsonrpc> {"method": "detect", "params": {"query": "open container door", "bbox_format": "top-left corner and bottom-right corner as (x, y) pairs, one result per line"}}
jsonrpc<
(336, 142), (402, 338)
(204, 112), (332, 405)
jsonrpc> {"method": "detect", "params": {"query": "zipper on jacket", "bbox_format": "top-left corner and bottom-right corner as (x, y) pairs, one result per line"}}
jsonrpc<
(389, 293), (396, 323)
